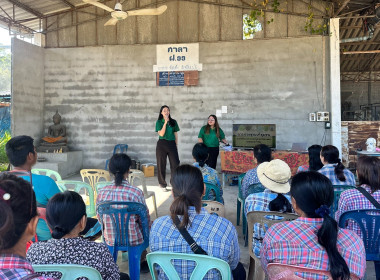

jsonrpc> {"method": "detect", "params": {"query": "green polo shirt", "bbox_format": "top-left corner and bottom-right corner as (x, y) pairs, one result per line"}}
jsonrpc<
(156, 119), (180, 141)
(198, 125), (225, 147)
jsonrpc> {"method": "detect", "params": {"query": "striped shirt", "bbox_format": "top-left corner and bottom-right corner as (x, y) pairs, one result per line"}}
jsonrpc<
(260, 217), (366, 279)
(96, 179), (150, 246)
(241, 167), (259, 199)
(318, 164), (356, 187)
(335, 184), (380, 238)
(149, 207), (239, 280)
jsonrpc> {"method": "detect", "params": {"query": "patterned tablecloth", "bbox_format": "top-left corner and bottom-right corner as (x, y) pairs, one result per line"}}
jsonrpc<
(220, 150), (309, 176)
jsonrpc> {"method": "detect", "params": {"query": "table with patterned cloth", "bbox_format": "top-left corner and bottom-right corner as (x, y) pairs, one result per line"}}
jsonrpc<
(220, 150), (309, 186)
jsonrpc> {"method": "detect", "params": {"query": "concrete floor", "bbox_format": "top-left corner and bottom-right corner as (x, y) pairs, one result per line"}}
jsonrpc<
(68, 172), (374, 279)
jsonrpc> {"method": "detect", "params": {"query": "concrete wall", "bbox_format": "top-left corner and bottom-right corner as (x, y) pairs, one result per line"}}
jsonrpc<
(11, 38), (45, 141)
(43, 36), (330, 168)
(341, 80), (380, 114)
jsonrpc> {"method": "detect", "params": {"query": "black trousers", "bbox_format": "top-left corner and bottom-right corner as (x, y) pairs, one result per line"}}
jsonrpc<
(156, 139), (180, 187)
(206, 147), (219, 169)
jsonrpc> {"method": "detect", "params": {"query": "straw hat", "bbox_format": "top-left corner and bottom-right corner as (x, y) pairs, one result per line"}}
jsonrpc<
(257, 159), (291, 193)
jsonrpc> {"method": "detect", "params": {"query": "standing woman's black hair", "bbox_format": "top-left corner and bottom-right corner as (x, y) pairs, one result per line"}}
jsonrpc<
(356, 156), (380, 193)
(321, 145), (346, 182)
(291, 171), (350, 280)
(0, 173), (37, 251)
(170, 164), (204, 228)
(46, 191), (86, 239)
(158, 105), (176, 127)
(204, 114), (221, 138)
(192, 143), (209, 167)
(308, 144), (323, 171)
(109, 153), (132, 186)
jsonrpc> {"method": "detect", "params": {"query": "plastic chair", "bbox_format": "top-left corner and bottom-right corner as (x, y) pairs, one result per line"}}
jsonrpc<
(129, 169), (158, 218)
(33, 264), (102, 280)
(202, 200), (225, 217)
(56, 180), (96, 217)
(330, 186), (355, 217)
(31, 168), (62, 182)
(80, 169), (111, 194)
(146, 252), (231, 280)
(332, 184), (356, 192)
(202, 182), (222, 203)
(236, 173), (246, 226)
(95, 181), (113, 193)
(339, 209), (380, 279)
(113, 144), (128, 154)
(97, 201), (149, 280)
(247, 210), (299, 280)
(267, 263), (360, 280)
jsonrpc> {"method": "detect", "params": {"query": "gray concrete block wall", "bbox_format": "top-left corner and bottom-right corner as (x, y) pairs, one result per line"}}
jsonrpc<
(341, 81), (380, 112)
(40, 36), (330, 168)
(12, 38), (45, 141)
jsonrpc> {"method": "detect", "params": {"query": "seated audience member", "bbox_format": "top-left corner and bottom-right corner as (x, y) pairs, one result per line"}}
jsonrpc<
(0, 173), (56, 279)
(261, 171), (366, 279)
(241, 144), (272, 199)
(244, 159), (293, 258)
(96, 153), (150, 272)
(336, 156), (380, 237)
(297, 144), (323, 173)
(27, 191), (128, 280)
(150, 164), (245, 280)
(319, 145), (356, 187)
(192, 143), (223, 203)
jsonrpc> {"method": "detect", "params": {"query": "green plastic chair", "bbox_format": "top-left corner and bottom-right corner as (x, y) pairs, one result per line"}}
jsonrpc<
(56, 180), (96, 217)
(95, 181), (113, 193)
(33, 264), (102, 280)
(31, 169), (62, 181)
(331, 185), (355, 217)
(202, 182), (222, 203)
(236, 173), (246, 226)
(147, 252), (231, 280)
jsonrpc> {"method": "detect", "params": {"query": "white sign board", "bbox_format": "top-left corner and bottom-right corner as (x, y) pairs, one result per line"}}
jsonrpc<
(153, 43), (202, 72)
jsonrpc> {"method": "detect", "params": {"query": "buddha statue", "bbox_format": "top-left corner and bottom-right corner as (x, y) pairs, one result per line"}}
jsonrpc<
(38, 111), (68, 152)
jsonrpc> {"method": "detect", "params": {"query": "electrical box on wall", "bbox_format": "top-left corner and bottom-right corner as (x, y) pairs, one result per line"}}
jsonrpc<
(309, 113), (316, 122)
(317, 112), (330, 122)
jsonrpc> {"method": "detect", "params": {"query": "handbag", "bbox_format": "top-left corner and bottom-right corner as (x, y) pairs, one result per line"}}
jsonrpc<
(356, 186), (380, 209)
(174, 215), (246, 280)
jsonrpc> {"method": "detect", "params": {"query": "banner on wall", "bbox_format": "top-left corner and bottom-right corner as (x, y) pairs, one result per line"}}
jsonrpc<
(153, 43), (202, 72)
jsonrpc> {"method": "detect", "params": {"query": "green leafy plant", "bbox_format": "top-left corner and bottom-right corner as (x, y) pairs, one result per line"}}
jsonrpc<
(304, 5), (328, 34)
(0, 130), (11, 171)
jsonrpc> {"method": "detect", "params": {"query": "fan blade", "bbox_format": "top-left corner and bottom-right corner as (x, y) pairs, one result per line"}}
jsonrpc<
(83, 0), (114, 13)
(127, 5), (167, 16)
(104, 18), (119, 26)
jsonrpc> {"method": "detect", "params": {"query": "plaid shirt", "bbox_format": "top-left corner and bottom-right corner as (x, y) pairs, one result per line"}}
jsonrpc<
(241, 167), (259, 199)
(244, 189), (292, 257)
(260, 218), (366, 279)
(297, 165), (309, 173)
(193, 162), (223, 203)
(0, 254), (56, 280)
(96, 179), (150, 246)
(318, 164), (356, 187)
(149, 207), (239, 280)
(336, 184), (380, 238)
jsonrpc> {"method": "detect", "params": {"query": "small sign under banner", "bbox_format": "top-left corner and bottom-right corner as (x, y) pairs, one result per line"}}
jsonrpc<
(157, 71), (198, 86)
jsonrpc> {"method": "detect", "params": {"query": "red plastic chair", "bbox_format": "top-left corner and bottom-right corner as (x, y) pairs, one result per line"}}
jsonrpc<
(267, 263), (360, 280)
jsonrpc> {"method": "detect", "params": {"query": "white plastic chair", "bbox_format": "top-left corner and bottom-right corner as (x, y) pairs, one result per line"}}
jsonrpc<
(202, 200), (225, 217)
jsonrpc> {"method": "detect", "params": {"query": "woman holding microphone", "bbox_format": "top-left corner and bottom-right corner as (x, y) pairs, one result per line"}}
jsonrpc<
(198, 114), (228, 169)
(156, 105), (180, 191)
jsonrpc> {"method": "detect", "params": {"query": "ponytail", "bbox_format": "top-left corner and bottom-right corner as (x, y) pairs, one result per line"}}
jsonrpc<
(114, 171), (124, 186)
(334, 159), (346, 182)
(321, 145), (347, 182)
(192, 143), (209, 168)
(318, 215), (350, 280)
(51, 225), (69, 239)
(268, 193), (292, 213)
(0, 202), (14, 250)
(109, 153), (131, 186)
(170, 195), (192, 228)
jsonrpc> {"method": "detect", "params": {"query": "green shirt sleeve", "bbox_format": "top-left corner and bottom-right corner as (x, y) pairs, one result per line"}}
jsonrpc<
(174, 120), (180, 132)
(198, 126), (205, 139)
(155, 120), (163, 132)
(219, 128), (225, 140)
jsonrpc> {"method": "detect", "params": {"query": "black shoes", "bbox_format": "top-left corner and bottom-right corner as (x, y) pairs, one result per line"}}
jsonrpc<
(140, 260), (150, 273)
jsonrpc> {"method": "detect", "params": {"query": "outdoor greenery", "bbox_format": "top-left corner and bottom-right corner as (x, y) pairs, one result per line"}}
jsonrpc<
(0, 131), (10, 171)
(0, 47), (11, 93)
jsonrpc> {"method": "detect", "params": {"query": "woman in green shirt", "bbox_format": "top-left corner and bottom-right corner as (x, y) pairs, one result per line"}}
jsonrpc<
(155, 105), (180, 191)
(198, 114), (228, 169)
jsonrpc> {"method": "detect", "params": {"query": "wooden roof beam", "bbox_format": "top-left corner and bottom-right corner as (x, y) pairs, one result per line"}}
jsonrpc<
(334, 0), (350, 16)
(58, 0), (75, 9)
(6, 0), (43, 18)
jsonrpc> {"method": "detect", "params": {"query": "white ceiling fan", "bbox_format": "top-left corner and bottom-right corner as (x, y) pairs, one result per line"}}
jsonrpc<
(83, 0), (167, 26)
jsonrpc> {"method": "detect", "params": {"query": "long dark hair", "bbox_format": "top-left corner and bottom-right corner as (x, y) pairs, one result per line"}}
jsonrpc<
(291, 171), (350, 280)
(158, 105), (176, 127)
(109, 153), (131, 186)
(253, 144), (272, 164)
(204, 115), (221, 138)
(268, 193), (292, 213)
(192, 143), (209, 168)
(357, 156), (380, 193)
(170, 165), (204, 228)
(308, 145), (323, 171)
(47, 191), (86, 239)
(0, 173), (37, 251)
(321, 145), (346, 182)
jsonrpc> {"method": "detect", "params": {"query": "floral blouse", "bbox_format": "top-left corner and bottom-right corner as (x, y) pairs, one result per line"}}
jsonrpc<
(26, 237), (120, 280)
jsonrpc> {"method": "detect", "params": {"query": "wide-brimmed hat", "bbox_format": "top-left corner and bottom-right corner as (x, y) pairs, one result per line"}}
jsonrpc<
(257, 159), (291, 193)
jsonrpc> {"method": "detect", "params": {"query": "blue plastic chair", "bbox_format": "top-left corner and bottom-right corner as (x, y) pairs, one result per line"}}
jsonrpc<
(33, 264), (102, 280)
(202, 182), (222, 203)
(147, 252), (231, 280)
(56, 180), (96, 217)
(97, 201), (149, 280)
(339, 209), (380, 279)
(113, 144), (128, 154)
